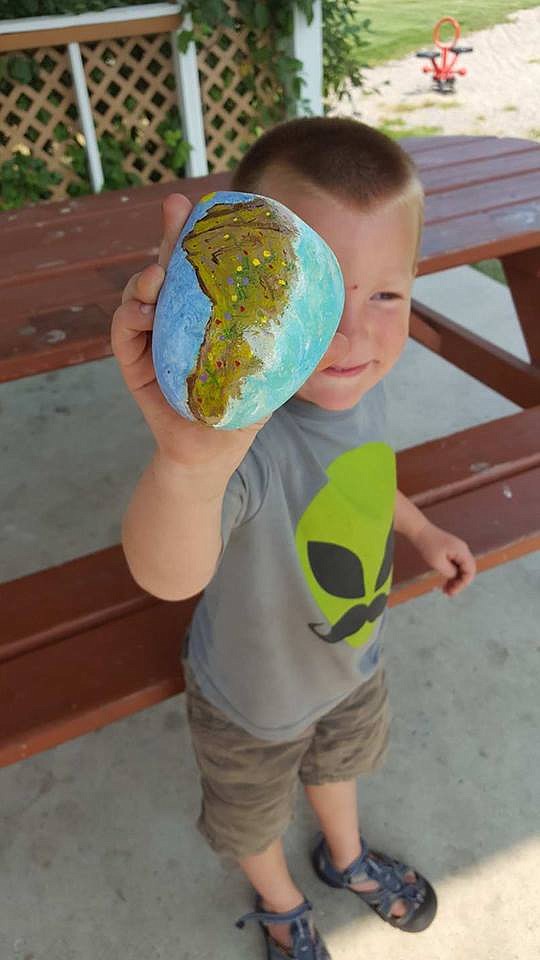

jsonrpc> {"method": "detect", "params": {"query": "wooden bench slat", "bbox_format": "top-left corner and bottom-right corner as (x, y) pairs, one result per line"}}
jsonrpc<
(2, 463), (538, 768)
(0, 601), (194, 768)
(397, 407), (540, 505)
(392, 466), (540, 604)
(0, 546), (155, 663)
(2, 409), (538, 659)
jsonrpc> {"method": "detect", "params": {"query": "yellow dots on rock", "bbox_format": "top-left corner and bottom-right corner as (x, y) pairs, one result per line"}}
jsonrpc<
(223, 233), (230, 240)
(278, 279), (286, 285)
(281, 260), (287, 267)
(231, 293), (238, 302)
(263, 250), (271, 258)
(265, 211), (271, 216)
(252, 257), (261, 266)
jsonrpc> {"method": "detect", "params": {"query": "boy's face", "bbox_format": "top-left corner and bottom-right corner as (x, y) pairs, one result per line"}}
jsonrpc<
(257, 172), (419, 410)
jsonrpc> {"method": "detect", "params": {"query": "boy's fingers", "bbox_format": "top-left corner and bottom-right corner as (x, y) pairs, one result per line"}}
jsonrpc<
(158, 193), (193, 269)
(112, 299), (154, 356)
(121, 263), (164, 305)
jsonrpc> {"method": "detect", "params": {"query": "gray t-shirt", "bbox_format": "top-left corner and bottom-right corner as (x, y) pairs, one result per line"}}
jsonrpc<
(186, 380), (397, 741)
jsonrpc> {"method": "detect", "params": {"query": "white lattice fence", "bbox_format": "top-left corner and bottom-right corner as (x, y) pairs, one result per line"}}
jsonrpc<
(81, 34), (180, 184)
(0, 3), (322, 204)
(0, 45), (82, 200)
(195, 6), (281, 171)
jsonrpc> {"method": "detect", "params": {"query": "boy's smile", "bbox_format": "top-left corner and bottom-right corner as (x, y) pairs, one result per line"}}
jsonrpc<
(257, 171), (419, 411)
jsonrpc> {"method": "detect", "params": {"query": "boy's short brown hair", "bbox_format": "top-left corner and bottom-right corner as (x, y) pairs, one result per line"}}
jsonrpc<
(231, 115), (423, 227)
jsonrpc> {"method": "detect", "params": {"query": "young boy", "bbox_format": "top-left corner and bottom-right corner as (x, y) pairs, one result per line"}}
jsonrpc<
(112, 117), (476, 959)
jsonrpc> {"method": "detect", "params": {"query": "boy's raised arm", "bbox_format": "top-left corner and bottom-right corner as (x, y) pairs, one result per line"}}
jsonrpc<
(111, 194), (267, 600)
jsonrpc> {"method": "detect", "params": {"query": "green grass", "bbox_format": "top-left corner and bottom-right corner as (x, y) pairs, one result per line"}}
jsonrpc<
(472, 259), (506, 284)
(388, 99), (461, 113)
(377, 121), (443, 139)
(360, 1), (540, 65)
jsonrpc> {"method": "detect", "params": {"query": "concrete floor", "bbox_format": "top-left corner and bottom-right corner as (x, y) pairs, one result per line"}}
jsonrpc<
(1, 266), (539, 960)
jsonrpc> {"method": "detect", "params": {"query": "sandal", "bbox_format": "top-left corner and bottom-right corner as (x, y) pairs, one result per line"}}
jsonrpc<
(236, 895), (331, 959)
(312, 833), (437, 933)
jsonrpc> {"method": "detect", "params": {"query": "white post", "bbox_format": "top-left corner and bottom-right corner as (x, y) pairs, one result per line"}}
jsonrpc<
(172, 13), (209, 177)
(67, 42), (104, 193)
(292, 0), (323, 116)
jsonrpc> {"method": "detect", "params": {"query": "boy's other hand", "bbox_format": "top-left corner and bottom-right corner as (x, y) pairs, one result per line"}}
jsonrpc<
(412, 522), (477, 597)
(111, 193), (269, 476)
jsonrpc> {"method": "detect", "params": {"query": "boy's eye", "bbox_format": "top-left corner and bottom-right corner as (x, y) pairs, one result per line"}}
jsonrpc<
(371, 291), (400, 301)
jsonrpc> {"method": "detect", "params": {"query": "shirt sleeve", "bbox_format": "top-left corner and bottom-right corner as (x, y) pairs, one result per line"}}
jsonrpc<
(218, 440), (269, 562)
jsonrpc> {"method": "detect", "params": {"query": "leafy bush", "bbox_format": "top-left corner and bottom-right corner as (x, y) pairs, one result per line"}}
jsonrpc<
(0, 151), (62, 209)
(0, 1), (372, 208)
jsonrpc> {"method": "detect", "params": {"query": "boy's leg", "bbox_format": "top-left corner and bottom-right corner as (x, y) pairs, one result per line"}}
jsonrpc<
(184, 661), (319, 953)
(304, 776), (415, 920)
(238, 837), (305, 952)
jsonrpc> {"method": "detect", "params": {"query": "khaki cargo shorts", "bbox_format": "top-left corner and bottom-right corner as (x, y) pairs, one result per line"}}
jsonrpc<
(183, 659), (391, 861)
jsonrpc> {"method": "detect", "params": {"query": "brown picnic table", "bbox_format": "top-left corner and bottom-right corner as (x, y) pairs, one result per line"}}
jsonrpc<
(1, 134), (540, 767)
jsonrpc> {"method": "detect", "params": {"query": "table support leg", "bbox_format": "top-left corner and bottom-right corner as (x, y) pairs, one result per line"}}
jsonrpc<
(502, 248), (540, 365)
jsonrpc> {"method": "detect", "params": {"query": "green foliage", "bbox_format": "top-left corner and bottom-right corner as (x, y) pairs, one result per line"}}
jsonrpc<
(179, 0), (370, 120)
(1, 1), (372, 208)
(0, 152), (62, 209)
(473, 259), (506, 285)
(322, 0), (371, 99)
(64, 128), (142, 197)
(0, 0), (158, 16)
(0, 52), (41, 85)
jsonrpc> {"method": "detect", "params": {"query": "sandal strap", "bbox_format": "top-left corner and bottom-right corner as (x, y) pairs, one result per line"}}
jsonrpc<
(236, 898), (325, 959)
(236, 897), (313, 929)
(322, 835), (425, 923)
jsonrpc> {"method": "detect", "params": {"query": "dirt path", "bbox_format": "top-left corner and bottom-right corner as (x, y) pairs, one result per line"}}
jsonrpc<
(329, 7), (540, 140)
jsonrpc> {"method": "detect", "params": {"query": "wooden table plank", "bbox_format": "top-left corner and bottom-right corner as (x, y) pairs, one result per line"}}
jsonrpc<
(1, 136), (540, 379)
(424, 170), (540, 225)
(404, 136), (539, 168)
(0, 170), (230, 239)
(419, 146), (540, 194)
(418, 199), (540, 272)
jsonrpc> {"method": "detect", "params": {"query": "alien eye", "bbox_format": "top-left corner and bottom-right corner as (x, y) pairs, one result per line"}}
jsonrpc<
(307, 541), (365, 599)
(375, 526), (394, 590)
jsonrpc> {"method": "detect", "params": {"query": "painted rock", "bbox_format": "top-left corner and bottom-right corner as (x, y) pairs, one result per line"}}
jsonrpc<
(152, 190), (345, 430)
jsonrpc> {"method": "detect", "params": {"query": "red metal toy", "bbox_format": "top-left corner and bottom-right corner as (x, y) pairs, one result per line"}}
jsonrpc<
(416, 16), (473, 93)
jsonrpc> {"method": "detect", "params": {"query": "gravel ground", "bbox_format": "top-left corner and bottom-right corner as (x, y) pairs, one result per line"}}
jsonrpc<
(329, 7), (540, 140)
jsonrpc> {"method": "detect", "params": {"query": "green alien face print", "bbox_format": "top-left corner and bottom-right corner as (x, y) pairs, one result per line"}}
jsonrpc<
(295, 443), (396, 648)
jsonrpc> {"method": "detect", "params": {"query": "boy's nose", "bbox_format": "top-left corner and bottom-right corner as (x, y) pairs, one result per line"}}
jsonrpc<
(315, 332), (349, 372)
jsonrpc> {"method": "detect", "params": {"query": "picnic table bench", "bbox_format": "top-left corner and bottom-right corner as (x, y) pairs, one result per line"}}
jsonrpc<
(1, 134), (540, 767)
